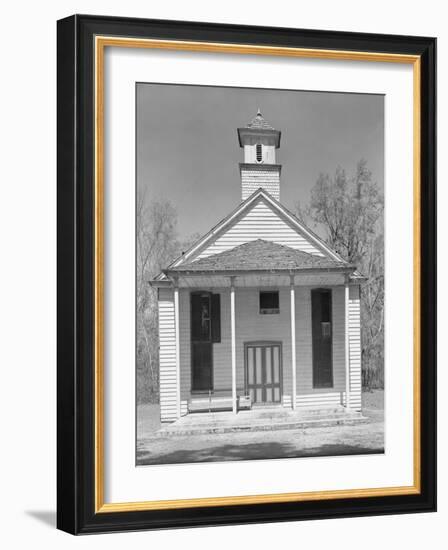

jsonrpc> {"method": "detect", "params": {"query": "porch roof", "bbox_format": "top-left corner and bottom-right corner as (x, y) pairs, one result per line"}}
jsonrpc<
(165, 239), (354, 276)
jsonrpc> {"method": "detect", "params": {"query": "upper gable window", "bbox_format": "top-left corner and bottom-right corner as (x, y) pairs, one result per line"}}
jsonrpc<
(256, 143), (262, 162)
(259, 291), (279, 314)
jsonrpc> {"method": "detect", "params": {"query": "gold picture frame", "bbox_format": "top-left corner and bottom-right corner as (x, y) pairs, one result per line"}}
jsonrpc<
(57, 15), (436, 534)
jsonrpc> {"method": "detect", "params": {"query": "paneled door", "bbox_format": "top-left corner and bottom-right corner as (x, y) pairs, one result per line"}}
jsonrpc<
(245, 343), (282, 404)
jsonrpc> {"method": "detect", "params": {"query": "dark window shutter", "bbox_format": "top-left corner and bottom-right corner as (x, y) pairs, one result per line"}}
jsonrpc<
(311, 289), (333, 388)
(211, 293), (221, 343)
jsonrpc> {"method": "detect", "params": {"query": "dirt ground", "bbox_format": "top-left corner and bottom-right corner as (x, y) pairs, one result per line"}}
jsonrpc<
(136, 390), (384, 465)
(362, 388), (384, 411)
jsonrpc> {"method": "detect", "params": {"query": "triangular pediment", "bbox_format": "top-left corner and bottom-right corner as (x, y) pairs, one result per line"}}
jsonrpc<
(168, 189), (345, 270)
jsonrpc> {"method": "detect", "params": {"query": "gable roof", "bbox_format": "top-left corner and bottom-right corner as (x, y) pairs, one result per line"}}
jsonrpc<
(166, 188), (347, 271)
(166, 239), (353, 274)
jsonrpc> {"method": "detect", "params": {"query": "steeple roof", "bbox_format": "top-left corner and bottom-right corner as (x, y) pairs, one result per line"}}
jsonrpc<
(238, 110), (281, 148)
(246, 109), (275, 130)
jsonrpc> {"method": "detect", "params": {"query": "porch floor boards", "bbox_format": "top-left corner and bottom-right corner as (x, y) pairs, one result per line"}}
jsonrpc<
(156, 407), (367, 437)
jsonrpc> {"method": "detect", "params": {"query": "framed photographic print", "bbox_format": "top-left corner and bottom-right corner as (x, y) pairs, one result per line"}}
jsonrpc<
(57, 14), (436, 534)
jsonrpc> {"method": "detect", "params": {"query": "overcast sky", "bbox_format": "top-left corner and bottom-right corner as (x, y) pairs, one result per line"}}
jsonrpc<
(136, 83), (384, 240)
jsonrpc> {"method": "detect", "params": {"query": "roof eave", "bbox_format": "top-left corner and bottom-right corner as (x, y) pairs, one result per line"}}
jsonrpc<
(148, 278), (173, 288)
(164, 266), (356, 277)
(350, 274), (369, 283)
(237, 127), (281, 148)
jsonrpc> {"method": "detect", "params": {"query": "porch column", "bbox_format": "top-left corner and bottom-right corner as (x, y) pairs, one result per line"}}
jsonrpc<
(173, 278), (181, 419)
(290, 275), (297, 410)
(344, 275), (351, 410)
(230, 276), (237, 414)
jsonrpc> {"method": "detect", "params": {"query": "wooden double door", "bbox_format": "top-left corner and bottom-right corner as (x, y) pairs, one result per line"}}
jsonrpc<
(245, 343), (282, 404)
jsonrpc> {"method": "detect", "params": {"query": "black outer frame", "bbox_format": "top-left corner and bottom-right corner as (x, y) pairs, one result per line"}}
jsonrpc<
(57, 14), (436, 535)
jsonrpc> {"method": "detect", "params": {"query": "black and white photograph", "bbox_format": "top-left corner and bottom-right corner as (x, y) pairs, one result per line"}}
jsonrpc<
(136, 83), (385, 466)
(0, 0), (440, 542)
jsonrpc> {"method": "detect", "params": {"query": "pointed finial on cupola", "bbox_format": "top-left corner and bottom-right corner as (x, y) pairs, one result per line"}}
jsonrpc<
(237, 109), (282, 201)
(246, 109), (275, 130)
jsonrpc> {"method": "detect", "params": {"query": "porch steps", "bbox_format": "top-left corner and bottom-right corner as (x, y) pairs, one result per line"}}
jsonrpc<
(155, 408), (367, 437)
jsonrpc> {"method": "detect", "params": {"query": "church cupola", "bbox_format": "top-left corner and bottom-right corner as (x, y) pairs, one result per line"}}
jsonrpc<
(237, 110), (282, 201)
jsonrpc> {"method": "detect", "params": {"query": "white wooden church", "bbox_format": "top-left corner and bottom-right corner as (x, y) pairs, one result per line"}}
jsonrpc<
(151, 110), (363, 424)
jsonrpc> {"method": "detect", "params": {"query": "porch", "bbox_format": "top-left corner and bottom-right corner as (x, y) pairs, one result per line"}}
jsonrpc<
(136, 391), (384, 465)
(171, 277), (356, 417)
(157, 406), (366, 437)
(156, 239), (363, 422)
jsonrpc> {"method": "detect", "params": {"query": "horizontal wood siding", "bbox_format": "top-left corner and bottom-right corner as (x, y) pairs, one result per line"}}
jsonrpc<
(295, 286), (346, 408)
(348, 285), (362, 411)
(195, 199), (323, 260)
(158, 288), (178, 422)
(174, 285), (359, 411)
(178, 288), (293, 401)
(212, 289), (232, 390)
(178, 289), (236, 400)
(235, 288), (293, 398)
(296, 392), (344, 408)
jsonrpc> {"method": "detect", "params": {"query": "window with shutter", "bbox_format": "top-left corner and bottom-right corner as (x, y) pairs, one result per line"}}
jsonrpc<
(211, 293), (221, 343)
(311, 289), (333, 388)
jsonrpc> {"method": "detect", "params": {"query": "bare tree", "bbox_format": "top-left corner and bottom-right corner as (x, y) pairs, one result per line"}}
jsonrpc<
(136, 187), (178, 403)
(297, 159), (384, 390)
(360, 231), (384, 389)
(136, 188), (202, 404)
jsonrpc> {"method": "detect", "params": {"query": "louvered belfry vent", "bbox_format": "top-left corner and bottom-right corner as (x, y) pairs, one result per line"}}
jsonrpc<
(237, 110), (282, 201)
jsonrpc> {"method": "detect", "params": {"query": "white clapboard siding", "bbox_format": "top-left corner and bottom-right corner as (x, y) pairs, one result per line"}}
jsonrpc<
(296, 392), (343, 408)
(175, 286), (351, 411)
(212, 289), (232, 390)
(158, 287), (178, 423)
(195, 198), (324, 260)
(177, 287), (294, 400)
(348, 285), (362, 411)
(234, 288), (293, 393)
(282, 395), (292, 407)
(294, 286), (346, 403)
